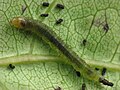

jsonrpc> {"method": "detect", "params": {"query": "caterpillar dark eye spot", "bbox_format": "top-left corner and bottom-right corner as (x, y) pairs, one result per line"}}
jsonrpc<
(8, 64), (15, 69)
(56, 4), (64, 9)
(56, 19), (63, 24)
(101, 67), (107, 76)
(42, 2), (49, 7)
(103, 23), (109, 32)
(54, 86), (61, 90)
(76, 71), (81, 77)
(82, 39), (87, 46)
(21, 5), (27, 15)
(20, 19), (26, 27)
(82, 83), (86, 90)
(40, 13), (49, 17)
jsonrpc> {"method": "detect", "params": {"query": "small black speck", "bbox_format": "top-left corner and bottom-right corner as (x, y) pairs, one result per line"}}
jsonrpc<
(95, 67), (99, 71)
(56, 19), (63, 24)
(40, 14), (49, 17)
(103, 23), (109, 32)
(82, 83), (86, 90)
(101, 67), (107, 76)
(9, 64), (15, 69)
(83, 39), (87, 46)
(54, 86), (61, 90)
(56, 4), (64, 9)
(76, 71), (81, 77)
(42, 2), (49, 7)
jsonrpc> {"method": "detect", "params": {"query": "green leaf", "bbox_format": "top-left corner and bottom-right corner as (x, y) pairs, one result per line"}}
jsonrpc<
(0, 0), (120, 90)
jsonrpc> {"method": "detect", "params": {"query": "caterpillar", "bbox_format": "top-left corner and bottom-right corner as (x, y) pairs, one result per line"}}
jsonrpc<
(10, 17), (113, 87)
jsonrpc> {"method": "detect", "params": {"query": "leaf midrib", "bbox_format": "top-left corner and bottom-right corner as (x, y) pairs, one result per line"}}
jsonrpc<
(0, 54), (119, 72)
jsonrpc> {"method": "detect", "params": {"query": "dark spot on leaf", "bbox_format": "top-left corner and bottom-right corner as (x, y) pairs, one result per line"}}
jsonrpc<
(54, 86), (61, 90)
(95, 67), (99, 71)
(76, 71), (81, 77)
(56, 4), (64, 9)
(82, 39), (87, 46)
(56, 19), (63, 24)
(40, 14), (49, 17)
(103, 23), (109, 32)
(99, 77), (114, 87)
(42, 2), (49, 7)
(8, 64), (15, 69)
(82, 83), (86, 90)
(101, 67), (107, 76)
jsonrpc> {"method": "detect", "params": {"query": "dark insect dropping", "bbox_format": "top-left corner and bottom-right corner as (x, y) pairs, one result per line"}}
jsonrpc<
(54, 86), (61, 90)
(82, 83), (86, 90)
(56, 4), (64, 9)
(42, 2), (49, 7)
(99, 77), (114, 87)
(76, 71), (81, 77)
(101, 67), (107, 76)
(95, 67), (99, 71)
(82, 39), (87, 46)
(56, 19), (63, 24)
(103, 23), (109, 32)
(9, 64), (15, 69)
(40, 14), (49, 17)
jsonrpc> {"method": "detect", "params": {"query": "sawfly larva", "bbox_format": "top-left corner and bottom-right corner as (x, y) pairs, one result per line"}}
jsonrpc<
(10, 17), (113, 87)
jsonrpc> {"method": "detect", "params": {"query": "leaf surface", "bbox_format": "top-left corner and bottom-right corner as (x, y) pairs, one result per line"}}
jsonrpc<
(0, 0), (120, 90)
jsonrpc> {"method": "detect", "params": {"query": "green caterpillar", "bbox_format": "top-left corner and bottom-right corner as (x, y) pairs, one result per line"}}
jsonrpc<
(10, 17), (113, 87)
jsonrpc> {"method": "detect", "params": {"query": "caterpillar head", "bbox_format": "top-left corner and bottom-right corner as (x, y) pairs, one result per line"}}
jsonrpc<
(10, 17), (26, 29)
